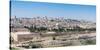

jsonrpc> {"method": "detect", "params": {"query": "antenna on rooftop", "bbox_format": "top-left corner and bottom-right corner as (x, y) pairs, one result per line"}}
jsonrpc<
(14, 16), (16, 19)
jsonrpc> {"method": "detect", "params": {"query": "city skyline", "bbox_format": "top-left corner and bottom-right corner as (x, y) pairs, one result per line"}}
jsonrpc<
(11, 1), (96, 22)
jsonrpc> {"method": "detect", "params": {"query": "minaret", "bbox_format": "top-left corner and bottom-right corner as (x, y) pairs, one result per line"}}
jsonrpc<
(14, 16), (16, 19)
(45, 16), (48, 20)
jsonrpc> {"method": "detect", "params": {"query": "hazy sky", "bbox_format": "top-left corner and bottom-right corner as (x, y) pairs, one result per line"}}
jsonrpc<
(11, 1), (96, 22)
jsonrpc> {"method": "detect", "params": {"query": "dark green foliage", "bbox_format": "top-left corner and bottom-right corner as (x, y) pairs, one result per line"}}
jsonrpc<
(85, 39), (96, 45)
(24, 25), (48, 32)
(52, 28), (65, 32)
(37, 27), (47, 31)
(80, 39), (96, 45)
(50, 19), (55, 22)
(24, 25), (96, 32)
(10, 48), (19, 50)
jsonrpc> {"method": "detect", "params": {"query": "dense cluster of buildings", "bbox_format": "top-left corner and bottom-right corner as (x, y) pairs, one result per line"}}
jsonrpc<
(10, 16), (96, 29)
